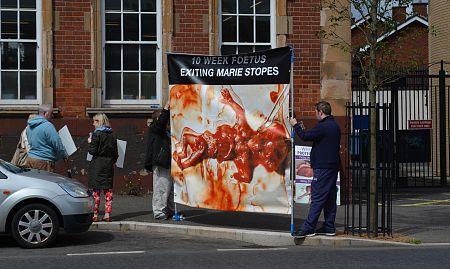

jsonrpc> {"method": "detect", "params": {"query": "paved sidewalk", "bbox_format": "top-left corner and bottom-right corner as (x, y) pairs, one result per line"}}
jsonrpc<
(89, 188), (450, 247)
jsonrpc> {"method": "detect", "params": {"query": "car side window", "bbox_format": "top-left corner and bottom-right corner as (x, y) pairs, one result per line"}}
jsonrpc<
(0, 171), (7, 179)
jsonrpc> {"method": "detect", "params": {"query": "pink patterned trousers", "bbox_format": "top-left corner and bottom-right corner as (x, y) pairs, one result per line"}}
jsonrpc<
(93, 189), (113, 216)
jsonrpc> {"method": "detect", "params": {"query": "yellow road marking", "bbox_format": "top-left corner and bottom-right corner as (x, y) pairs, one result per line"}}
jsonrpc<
(398, 198), (450, 207)
(400, 198), (443, 201)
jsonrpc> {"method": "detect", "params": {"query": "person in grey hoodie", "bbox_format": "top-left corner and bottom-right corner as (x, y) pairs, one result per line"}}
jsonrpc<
(26, 104), (67, 172)
(145, 101), (174, 220)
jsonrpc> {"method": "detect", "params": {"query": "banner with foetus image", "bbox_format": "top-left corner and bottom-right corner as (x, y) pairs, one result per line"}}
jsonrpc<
(167, 47), (292, 214)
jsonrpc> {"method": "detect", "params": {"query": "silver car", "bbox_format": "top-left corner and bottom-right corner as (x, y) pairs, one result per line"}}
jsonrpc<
(0, 159), (94, 248)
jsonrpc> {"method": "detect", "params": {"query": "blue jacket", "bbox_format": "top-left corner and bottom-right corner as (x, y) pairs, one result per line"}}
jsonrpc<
(293, 116), (341, 169)
(26, 116), (67, 162)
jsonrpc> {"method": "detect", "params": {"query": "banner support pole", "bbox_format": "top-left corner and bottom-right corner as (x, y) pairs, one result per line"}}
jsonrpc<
(290, 48), (295, 235)
(172, 200), (184, 221)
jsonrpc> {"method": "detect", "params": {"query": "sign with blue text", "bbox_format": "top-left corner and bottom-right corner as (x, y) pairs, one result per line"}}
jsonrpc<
(295, 146), (340, 205)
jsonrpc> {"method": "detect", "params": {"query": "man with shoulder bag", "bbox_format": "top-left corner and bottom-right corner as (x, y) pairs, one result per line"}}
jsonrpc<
(11, 131), (29, 168)
(11, 114), (38, 167)
(25, 105), (68, 172)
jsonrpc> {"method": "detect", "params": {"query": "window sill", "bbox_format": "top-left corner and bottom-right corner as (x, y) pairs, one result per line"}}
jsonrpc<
(0, 106), (60, 115)
(86, 107), (156, 117)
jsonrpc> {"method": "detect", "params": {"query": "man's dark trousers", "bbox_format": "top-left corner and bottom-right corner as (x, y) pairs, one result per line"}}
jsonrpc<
(301, 168), (339, 232)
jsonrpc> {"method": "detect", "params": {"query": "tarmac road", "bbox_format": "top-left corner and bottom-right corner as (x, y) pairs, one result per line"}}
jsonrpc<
(1, 230), (450, 269)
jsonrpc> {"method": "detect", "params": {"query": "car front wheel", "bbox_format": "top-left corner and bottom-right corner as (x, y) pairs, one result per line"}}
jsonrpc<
(11, 203), (59, 248)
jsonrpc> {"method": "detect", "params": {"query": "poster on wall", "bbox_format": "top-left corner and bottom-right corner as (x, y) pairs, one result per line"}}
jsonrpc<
(294, 145), (340, 205)
(167, 47), (293, 214)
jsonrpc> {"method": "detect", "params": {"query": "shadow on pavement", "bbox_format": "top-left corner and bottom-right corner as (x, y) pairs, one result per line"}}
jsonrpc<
(113, 210), (152, 221)
(52, 231), (115, 248)
(182, 210), (297, 232)
(0, 234), (18, 248)
(0, 231), (114, 249)
(392, 187), (450, 200)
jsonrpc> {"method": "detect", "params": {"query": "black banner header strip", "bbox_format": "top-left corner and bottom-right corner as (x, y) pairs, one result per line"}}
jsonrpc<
(168, 47), (291, 85)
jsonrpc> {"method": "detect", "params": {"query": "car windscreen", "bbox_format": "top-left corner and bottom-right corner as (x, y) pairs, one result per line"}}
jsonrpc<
(0, 159), (30, 174)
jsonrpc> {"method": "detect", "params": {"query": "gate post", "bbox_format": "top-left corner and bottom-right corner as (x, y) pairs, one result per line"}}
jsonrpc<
(439, 60), (447, 186)
(391, 81), (401, 187)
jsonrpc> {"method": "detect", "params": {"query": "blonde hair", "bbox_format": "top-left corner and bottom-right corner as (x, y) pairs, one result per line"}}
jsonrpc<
(93, 113), (110, 127)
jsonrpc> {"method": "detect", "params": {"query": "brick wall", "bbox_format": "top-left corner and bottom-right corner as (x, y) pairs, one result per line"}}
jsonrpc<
(429, 0), (450, 74)
(172, 0), (209, 54)
(379, 22), (428, 68)
(352, 20), (428, 70)
(351, 26), (365, 50)
(0, 1), (326, 192)
(0, 118), (152, 194)
(287, 1), (321, 117)
(54, 0), (92, 117)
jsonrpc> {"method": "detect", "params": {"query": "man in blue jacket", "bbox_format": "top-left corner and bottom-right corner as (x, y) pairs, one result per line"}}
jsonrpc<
(26, 104), (68, 172)
(289, 101), (341, 238)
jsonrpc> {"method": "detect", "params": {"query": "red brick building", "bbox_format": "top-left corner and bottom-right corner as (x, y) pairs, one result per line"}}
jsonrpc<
(0, 0), (344, 193)
(351, 3), (429, 72)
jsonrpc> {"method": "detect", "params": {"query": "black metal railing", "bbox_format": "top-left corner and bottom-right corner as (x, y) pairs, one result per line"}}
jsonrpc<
(351, 63), (450, 187)
(344, 102), (393, 237)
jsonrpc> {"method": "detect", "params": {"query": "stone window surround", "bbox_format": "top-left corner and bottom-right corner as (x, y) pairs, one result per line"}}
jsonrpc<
(0, 0), (43, 108)
(219, 0), (277, 54)
(101, 0), (163, 107)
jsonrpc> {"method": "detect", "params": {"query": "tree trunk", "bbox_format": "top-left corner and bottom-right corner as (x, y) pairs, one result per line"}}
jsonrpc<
(368, 1), (379, 237)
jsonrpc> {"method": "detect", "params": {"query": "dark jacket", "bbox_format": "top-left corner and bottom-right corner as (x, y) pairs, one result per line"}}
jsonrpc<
(294, 116), (341, 169)
(145, 109), (171, 171)
(88, 128), (118, 189)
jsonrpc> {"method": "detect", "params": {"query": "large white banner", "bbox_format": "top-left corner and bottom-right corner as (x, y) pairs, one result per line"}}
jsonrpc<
(168, 47), (293, 214)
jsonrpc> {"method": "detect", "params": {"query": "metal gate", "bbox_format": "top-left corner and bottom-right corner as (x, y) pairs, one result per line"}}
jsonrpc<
(350, 61), (450, 187)
(344, 102), (394, 236)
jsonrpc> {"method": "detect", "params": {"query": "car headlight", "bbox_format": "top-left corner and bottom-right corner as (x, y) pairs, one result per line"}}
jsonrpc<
(58, 182), (90, 198)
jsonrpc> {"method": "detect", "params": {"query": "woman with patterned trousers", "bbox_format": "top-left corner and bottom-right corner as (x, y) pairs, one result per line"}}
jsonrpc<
(88, 113), (118, 222)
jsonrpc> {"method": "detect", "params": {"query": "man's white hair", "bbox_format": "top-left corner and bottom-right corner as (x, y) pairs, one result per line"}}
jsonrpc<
(38, 104), (53, 115)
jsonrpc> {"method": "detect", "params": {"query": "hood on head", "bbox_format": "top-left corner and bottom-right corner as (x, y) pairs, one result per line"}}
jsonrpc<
(27, 116), (48, 128)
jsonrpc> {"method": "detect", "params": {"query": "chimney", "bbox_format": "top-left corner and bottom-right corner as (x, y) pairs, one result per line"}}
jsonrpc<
(412, 2), (428, 18)
(392, 6), (406, 22)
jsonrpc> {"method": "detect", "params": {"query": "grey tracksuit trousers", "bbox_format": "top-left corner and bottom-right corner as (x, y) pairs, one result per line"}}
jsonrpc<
(152, 165), (174, 219)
